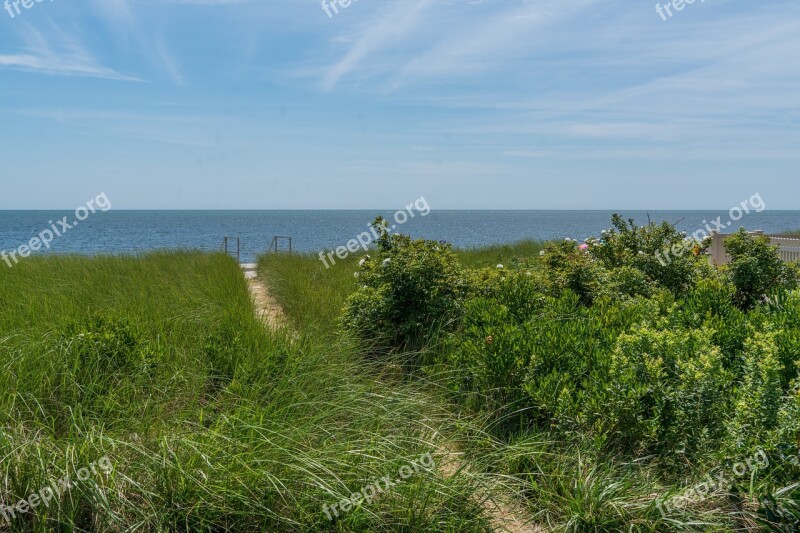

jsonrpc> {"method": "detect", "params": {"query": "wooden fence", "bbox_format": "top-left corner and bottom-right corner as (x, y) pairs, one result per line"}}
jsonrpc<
(708, 232), (800, 266)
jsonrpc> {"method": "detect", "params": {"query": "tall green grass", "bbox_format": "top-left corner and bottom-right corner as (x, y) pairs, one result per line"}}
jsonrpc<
(456, 240), (545, 268)
(258, 252), (360, 336)
(0, 252), (489, 531)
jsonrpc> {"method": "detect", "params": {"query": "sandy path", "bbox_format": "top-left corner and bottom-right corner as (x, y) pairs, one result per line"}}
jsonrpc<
(241, 263), (541, 531)
(437, 445), (543, 533)
(241, 263), (287, 330)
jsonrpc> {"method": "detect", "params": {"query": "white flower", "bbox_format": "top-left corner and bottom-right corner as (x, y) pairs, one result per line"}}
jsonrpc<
(539, 250), (545, 256)
(526, 271), (532, 276)
(354, 272), (360, 278)
(358, 258), (367, 266)
(382, 258), (391, 267)
(638, 251), (645, 255)
(496, 264), (504, 269)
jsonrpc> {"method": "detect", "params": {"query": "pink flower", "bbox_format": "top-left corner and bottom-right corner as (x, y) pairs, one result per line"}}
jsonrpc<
(579, 244), (589, 251)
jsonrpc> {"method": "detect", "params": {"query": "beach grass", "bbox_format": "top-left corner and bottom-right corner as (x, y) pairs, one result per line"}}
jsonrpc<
(0, 252), (489, 531)
(1, 236), (785, 531)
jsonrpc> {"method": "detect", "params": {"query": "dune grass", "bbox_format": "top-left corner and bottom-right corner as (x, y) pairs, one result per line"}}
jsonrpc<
(456, 240), (545, 268)
(257, 252), (360, 336)
(0, 252), (490, 531)
(3, 237), (773, 531)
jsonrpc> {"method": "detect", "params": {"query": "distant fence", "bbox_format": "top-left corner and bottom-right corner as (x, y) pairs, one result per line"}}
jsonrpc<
(218, 236), (294, 263)
(268, 236), (293, 254)
(709, 232), (800, 266)
(222, 237), (241, 263)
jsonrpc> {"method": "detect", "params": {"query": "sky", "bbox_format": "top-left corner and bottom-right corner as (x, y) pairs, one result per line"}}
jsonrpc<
(0, 0), (797, 210)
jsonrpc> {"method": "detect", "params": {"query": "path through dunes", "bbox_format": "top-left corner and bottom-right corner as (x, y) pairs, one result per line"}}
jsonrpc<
(242, 263), (287, 330)
(245, 261), (543, 532)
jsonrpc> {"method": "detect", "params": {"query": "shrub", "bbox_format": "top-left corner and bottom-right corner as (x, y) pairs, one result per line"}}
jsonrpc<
(605, 326), (733, 456)
(724, 229), (798, 309)
(540, 239), (609, 305)
(671, 277), (749, 372)
(764, 290), (800, 388)
(440, 289), (660, 437)
(726, 331), (784, 447)
(441, 297), (533, 414)
(588, 214), (711, 296)
(341, 218), (467, 352)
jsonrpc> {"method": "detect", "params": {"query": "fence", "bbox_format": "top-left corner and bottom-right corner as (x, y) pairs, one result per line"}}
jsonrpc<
(219, 236), (294, 264)
(708, 232), (800, 266)
(268, 236), (293, 254)
(221, 237), (241, 263)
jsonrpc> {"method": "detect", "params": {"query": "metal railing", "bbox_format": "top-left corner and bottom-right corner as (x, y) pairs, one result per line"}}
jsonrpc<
(222, 237), (241, 263)
(268, 236), (293, 254)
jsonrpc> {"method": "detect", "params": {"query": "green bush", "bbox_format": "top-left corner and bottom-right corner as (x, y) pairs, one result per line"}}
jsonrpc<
(540, 239), (609, 305)
(726, 331), (784, 447)
(606, 326), (733, 455)
(588, 214), (711, 296)
(341, 218), (468, 352)
(724, 229), (798, 309)
(670, 276), (749, 372)
(328, 215), (800, 530)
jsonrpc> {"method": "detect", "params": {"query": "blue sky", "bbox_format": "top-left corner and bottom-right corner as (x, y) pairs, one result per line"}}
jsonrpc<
(0, 0), (797, 209)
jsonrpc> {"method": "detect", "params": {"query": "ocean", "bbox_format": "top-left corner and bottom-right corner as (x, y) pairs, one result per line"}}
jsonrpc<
(1, 210), (799, 263)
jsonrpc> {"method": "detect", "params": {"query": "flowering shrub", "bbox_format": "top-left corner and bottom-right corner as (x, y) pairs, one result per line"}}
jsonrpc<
(587, 214), (711, 296)
(340, 215), (800, 465)
(341, 218), (468, 353)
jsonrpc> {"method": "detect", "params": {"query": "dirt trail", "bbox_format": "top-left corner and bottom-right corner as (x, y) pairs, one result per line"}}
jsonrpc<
(241, 263), (287, 330)
(438, 445), (543, 533)
(241, 263), (541, 532)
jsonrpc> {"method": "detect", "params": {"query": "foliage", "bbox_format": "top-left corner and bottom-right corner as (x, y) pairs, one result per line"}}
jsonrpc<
(539, 239), (610, 305)
(587, 214), (712, 296)
(335, 215), (800, 529)
(724, 228), (799, 309)
(341, 217), (469, 352)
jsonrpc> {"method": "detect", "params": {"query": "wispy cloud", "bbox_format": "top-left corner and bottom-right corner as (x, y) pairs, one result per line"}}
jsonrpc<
(321, 0), (435, 90)
(0, 24), (139, 80)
